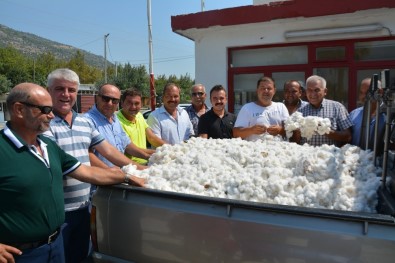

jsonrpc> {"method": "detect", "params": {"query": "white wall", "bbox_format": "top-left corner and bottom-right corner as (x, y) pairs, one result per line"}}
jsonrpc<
(193, 8), (395, 101)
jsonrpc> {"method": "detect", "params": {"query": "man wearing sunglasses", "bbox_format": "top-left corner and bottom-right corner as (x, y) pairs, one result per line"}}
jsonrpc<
(44, 68), (145, 263)
(85, 84), (153, 168)
(0, 83), (141, 263)
(185, 84), (209, 136)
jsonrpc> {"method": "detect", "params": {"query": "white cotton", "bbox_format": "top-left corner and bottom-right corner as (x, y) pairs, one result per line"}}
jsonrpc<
(284, 112), (331, 139)
(124, 137), (383, 213)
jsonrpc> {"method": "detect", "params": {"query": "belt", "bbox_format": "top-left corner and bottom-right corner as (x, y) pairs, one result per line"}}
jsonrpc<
(14, 228), (60, 250)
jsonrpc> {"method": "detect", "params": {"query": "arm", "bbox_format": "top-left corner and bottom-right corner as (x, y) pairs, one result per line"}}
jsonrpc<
(0, 243), (21, 263)
(146, 128), (166, 148)
(326, 128), (352, 143)
(93, 140), (147, 170)
(89, 149), (109, 168)
(69, 164), (145, 187)
(124, 142), (152, 160)
(233, 125), (267, 139)
(289, 129), (301, 144)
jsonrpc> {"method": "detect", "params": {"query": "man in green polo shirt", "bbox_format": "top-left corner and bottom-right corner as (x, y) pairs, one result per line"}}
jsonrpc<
(117, 88), (165, 164)
(0, 83), (142, 263)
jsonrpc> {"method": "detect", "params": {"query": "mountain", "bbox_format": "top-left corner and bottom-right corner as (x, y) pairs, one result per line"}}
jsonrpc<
(0, 24), (109, 68)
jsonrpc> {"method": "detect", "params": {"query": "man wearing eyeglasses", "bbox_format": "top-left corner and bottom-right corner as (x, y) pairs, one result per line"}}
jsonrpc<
(85, 84), (152, 168)
(44, 69), (145, 263)
(0, 83), (140, 263)
(185, 84), (209, 136)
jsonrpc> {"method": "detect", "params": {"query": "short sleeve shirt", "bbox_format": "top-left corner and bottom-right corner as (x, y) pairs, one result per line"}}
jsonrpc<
(349, 106), (386, 147)
(117, 111), (149, 164)
(234, 101), (289, 141)
(198, 109), (236, 139)
(43, 111), (104, 211)
(0, 124), (80, 243)
(185, 104), (209, 136)
(85, 105), (131, 167)
(147, 106), (194, 145)
(298, 99), (353, 146)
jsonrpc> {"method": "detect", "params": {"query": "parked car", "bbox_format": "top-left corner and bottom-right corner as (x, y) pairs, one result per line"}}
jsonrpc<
(142, 103), (191, 119)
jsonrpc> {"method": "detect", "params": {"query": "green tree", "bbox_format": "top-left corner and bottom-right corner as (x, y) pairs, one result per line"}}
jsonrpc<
(103, 63), (149, 95)
(178, 73), (194, 102)
(0, 46), (31, 86)
(66, 50), (101, 84)
(0, 74), (12, 94)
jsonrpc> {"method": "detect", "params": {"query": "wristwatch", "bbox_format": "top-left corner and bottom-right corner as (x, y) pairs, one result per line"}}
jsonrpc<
(124, 173), (131, 184)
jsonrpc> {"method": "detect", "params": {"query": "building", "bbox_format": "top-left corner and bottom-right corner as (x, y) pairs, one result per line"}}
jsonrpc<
(74, 84), (96, 113)
(171, 0), (395, 113)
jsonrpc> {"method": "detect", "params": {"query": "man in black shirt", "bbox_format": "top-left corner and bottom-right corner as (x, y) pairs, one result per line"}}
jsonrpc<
(198, 85), (236, 139)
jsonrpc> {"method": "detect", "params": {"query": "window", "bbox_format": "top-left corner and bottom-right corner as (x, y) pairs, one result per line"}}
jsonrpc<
(228, 37), (395, 112)
(355, 40), (395, 61)
(316, 46), (346, 61)
(231, 46), (307, 67)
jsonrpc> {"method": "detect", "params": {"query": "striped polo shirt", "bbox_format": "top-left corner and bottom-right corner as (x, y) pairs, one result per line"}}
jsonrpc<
(43, 110), (105, 211)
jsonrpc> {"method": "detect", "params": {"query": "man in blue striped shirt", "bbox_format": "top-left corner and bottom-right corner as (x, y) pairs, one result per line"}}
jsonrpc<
(44, 68), (144, 263)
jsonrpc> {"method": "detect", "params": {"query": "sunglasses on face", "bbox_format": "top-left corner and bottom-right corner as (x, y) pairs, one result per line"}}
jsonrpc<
(99, 94), (120, 104)
(192, 92), (204, 97)
(20, 102), (53, 114)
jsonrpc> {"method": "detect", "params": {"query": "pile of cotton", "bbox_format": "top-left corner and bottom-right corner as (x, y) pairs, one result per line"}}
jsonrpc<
(284, 112), (331, 139)
(123, 136), (382, 213)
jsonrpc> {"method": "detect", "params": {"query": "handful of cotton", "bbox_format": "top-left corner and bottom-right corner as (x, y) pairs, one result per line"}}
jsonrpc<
(284, 112), (331, 139)
(122, 137), (382, 213)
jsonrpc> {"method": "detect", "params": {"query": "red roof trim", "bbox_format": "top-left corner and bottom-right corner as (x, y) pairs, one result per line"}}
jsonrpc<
(171, 0), (395, 31)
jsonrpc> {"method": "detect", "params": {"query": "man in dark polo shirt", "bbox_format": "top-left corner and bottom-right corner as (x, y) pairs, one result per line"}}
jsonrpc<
(0, 83), (138, 263)
(198, 85), (236, 139)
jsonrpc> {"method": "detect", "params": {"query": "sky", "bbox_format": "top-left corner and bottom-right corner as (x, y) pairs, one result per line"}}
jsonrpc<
(0, 0), (250, 79)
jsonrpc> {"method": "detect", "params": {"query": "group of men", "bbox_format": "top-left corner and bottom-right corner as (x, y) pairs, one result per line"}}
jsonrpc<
(0, 67), (390, 263)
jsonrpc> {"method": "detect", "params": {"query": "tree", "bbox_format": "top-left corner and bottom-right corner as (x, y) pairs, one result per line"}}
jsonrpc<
(0, 46), (31, 86)
(0, 74), (12, 94)
(66, 50), (101, 84)
(178, 73), (194, 102)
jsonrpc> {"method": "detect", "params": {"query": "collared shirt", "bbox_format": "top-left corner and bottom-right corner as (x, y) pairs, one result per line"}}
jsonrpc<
(147, 105), (194, 145)
(43, 110), (104, 211)
(349, 106), (386, 147)
(185, 104), (209, 135)
(283, 99), (308, 114)
(298, 99), (353, 147)
(0, 123), (80, 243)
(117, 111), (148, 164)
(85, 105), (131, 167)
(198, 109), (236, 139)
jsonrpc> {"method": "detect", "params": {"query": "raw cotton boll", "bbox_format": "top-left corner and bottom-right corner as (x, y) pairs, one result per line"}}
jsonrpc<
(285, 112), (331, 139)
(140, 137), (382, 213)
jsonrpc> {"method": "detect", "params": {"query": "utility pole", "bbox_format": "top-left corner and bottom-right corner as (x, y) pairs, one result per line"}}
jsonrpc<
(33, 58), (36, 82)
(115, 61), (118, 78)
(147, 0), (156, 109)
(201, 0), (205, 11)
(104, 33), (110, 82)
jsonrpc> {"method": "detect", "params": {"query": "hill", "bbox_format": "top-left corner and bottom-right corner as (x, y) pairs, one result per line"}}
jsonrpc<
(0, 24), (109, 69)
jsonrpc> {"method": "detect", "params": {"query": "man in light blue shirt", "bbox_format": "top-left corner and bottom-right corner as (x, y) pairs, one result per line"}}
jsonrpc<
(85, 84), (150, 168)
(350, 78), (386, 149)
(147, 83), (194, 145)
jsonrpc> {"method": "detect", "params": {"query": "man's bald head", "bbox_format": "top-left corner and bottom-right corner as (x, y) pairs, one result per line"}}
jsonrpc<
(6, 83), (49, 111)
